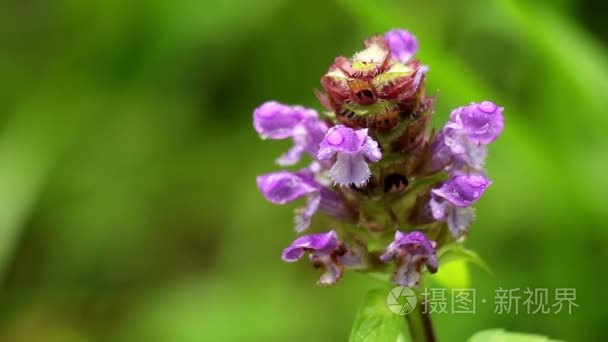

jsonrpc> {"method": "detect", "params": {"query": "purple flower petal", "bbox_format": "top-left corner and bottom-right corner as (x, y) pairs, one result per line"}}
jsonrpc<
(282, 230), (340, 262)
(329, 153), (371, 187)
(277, 143), (306, 166)
(431, 173), (491, 207)
(256, 171), (318, 204)
(431, 128), (482, 172)
(317, 125), (382, 186)
(257, 170), (348, 232)
(428, 197), (447, 221)
(385, 29), (419, 64)
(447, 206), (475, 238)
(430, 173), (490, 238)
(361, 133), (382, 162)
(431, 101), (504, 171)
(443, 127), (488, 170)
(430, 196), (476, 238)
(318, 187), (349, 220)
(253, 101), (317, 139)
(380, 230), (437, 287)
(317, 125), (366, 159)
(282, 230), (347, 285)
(294, 192), (321, 233)
(254, 101), (327, 165)
(339, 245), (366, 270)
(430, 131), (453, 170)
(450, 101), (504, 145)
(311, 252), (344, 285)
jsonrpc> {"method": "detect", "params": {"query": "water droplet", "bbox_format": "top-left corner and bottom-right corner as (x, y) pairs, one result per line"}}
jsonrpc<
(327, 131), (344, 145)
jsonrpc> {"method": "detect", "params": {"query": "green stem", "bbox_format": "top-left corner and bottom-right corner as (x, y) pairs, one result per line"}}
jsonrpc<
(405, 298), (436, 342)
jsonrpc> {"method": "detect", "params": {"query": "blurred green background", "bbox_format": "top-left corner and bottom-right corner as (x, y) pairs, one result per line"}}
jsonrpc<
(0, 0), (606, 341)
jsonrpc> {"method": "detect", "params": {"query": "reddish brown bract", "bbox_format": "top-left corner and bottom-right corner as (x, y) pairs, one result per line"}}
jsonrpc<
(318, 36), (430, 133)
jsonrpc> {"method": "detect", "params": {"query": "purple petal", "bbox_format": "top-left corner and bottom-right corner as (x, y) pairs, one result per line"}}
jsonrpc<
(317, 125), (366, 159)
(301, 118), (329, 156)
(318, 126), (382, 186)
(278, 119), (329, 166)
(431, 126), (488, 171)
(256, 171), (318, 204)
(429, 196), (448, 221)
(451, 101), (504, 145)
(446, 206), (475, 238)
(281, 230), (339, 262)
(385, 29), (419, 64)
(253, 101), (317, 140)
(310, 252), (344, 285)
(318, 187), (349, 220)
(430, 131), (453, 170)
(362, 135), (382, 162)
(277, 143), (305, 166)
(443, 128), (488, 170)
(329, 153), (371, 186)
(383, 231), (436, 260)
(432, 101), (503, 171)
(294, 192), (321, 232)
(393, 255), (423, 287)
(431, 173), (491, 207)
(338, 245), (366, 270)
(380, 230), (437, 287)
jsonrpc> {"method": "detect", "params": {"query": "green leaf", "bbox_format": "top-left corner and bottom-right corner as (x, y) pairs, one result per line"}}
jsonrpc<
(349, 289), (410, 342)
(437, 243), (492, 274)
(430, 244), (490, 288)
(468, 328), (563, 342)
(430, 259), (470, 289)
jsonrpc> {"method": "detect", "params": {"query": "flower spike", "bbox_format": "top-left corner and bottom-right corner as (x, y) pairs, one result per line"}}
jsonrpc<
(253, 29), (505, 290)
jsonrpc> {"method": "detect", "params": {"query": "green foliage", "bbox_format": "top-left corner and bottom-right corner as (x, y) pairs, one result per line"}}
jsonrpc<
(349, 289), (410, 342)
(437, 243), (491, 274)
(430, 259), (471, 289)
(468, 328), (563, 342)
(430, 244), (489, 288)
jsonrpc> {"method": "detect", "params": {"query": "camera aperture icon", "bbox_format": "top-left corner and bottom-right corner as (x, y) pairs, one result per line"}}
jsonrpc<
(387, 286), (417, 315)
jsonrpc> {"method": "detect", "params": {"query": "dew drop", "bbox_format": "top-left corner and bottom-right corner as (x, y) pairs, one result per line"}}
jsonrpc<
(327, 131), (344, 145)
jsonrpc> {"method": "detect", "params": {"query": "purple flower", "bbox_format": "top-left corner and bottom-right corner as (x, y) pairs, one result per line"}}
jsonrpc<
(429, 173), (491, 238)
(380, 231), (438, 287)
(431, 129), (488, 171)
(253, 101), (328, 166)
(431, 101), (504, 171)
(282, 230), (346, 285)
(257, 169), (347, 232)
(451, 101), (504, 145)
(317, 125), (382, 186)
(385, 29), (418, 64)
